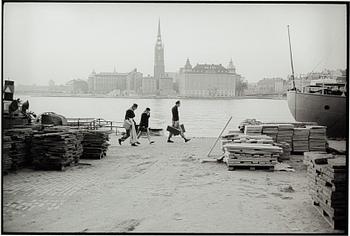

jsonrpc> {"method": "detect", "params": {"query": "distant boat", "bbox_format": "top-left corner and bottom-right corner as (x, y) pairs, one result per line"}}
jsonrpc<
(285, 25), (347, 138)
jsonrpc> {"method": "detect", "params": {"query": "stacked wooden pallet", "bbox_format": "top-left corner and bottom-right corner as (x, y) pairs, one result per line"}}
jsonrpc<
(306, 153), (346, 230)
(292, 128), (310, 152)
(221, 133), (273, 147)
(238, 118), (262, 132)
(81, 130), (110, 159)
(273, 142), (291, 161)
(2, 136), (13, 173)
(308, 126), (327, 152)
(244, 125), (263, 136)
(72, 131), (84, 163)
(277, 124), (294, 146)
(31, 128), (82, 170)
(261, 124), (279, 142)
(4, 128), (33, 170)
(223, 143), (282, 171)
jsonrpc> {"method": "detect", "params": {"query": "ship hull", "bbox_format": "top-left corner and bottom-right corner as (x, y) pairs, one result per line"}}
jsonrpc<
(287, 91), (347, 138)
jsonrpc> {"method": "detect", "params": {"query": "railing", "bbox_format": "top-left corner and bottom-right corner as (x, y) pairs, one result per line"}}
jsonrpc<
(66, 118), (125, 134)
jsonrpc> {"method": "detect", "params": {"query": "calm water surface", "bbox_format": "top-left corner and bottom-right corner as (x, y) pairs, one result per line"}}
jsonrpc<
(21, 96), (295, 137)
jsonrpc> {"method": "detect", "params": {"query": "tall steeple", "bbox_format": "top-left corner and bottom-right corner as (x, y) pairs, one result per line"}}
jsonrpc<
(157, 18), (161, 38)
(228, 58), (236, 74)
(154, 18), (165, 91)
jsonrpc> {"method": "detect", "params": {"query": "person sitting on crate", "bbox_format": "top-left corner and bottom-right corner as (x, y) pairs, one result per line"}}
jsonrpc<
(137, 108), (155, 144)
(167, 100), (190, 143)
(119, 103), (139, 146)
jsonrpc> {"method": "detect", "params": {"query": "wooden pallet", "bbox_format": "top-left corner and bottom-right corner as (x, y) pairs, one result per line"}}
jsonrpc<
(313, 201), (346, 230)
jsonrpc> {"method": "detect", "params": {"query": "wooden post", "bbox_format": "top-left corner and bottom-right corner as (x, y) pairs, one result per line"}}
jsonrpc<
(207, 116), (232, 157)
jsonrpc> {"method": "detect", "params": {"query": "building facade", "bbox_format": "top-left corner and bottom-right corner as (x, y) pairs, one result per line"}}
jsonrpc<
(154, 20), (165, 90)
(126, 69), (143, 95)
(178, 59), (239, 97)
(87, 69), (128, 94)
(87, 69), (142, 95)
(142, 76), (157, 95)
(256, 77), (287, 94)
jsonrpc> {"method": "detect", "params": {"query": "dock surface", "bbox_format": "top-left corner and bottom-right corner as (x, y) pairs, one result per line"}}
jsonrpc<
(3, 136), (342, 233)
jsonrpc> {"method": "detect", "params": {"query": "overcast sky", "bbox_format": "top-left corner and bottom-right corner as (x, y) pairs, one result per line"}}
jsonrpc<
(4, 3), (347, 85)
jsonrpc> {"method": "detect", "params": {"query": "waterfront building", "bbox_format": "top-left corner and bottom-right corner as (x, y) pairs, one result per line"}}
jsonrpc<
(154, 19), (165, 90)
(256, 77), (287, 95)
(87, 68), (142, 95)
(126, 69), (143, 95)
(66, 79), (88, 94)
(142, 76), (157, 95)
(87, 69), (128, 94)
(159, 77), (176, 96)
(178, 58), (239, 97)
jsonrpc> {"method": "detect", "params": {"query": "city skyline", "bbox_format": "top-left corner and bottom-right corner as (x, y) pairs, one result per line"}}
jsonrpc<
(4, 3), (347, 86)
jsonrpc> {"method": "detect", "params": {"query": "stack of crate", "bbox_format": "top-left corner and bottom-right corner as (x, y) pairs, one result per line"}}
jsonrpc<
(81, 130), (110, 159)
(244, 125), (263, 136)
(223, 143), (282, 171)
(273, 142), (291, 161)
(31, 127), (82, 170)
(306, 153), (346, 230)
(4, 128), (33, 170)
(308, 126), (327, 152)
(261, 124), (279, 142)
(292, 128), (310, 152)
(2, 135), (13, 174)
(277, 124), (294, 146)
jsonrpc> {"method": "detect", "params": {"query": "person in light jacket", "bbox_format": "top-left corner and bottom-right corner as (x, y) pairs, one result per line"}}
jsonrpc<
(119, 103), (139, 146)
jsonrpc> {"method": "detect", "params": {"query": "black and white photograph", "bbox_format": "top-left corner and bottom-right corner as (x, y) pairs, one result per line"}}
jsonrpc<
(1, 1), (348, 234)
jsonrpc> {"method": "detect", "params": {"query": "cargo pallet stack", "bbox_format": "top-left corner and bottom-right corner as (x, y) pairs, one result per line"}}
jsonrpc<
(81, 130), (110, 159)
(306, 153), (346, 230)
(276, 124), (294, 147)
(261, 124), (279, 142)
(244, 125), (263, 136)
(292, 128), (310, 152)
(31, 127), (83, 170)
(223, 143), (282, 171)
(2, 136), (13, 174)
(308, 126), (327, 152)
(273, 142), (291, 161)
(4, 128), (33, 170)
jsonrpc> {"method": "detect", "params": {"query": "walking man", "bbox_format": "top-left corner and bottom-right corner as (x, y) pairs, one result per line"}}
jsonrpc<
(119, 103), (139, 146)
(137, 108), (155, 144)
(167, 100), (190, 143)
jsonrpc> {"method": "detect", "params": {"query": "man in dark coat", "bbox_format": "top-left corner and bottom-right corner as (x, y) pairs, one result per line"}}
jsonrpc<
(137, 108), (154, 144)
(167, 100), (190, 143)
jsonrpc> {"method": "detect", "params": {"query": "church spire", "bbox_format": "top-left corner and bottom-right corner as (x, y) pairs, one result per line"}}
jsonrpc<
(157, 18), (161, 38)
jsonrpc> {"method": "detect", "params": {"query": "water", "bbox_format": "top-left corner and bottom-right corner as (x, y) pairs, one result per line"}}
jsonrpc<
(20, 96), (295, 137)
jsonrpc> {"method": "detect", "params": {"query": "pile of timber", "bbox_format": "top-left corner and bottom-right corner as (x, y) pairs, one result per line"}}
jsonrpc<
(261, 124), (279, 142)
(306, 152), (346, 230)
(2, 136), (13, 173)
(292, 128), (310, 152)
(81, 130), (110, 159)
(223, 143), (282, 171)
(308, 126), (327, 152)
(238, 118), (262, 132)
(31, 127), (83, 170)
(244, 125), (263, 136)
(4, 128), (33, 170)
(273, 142), (291, 161)
(276, 124), (294, 146)
(221, 133), (273, 147)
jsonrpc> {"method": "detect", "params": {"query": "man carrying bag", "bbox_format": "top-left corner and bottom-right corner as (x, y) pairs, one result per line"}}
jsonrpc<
(119, 103), (139, 146)
(167, 100), (190, 143)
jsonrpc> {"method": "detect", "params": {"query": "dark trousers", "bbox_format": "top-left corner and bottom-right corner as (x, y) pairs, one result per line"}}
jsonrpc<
(120, 128), (131, 141)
